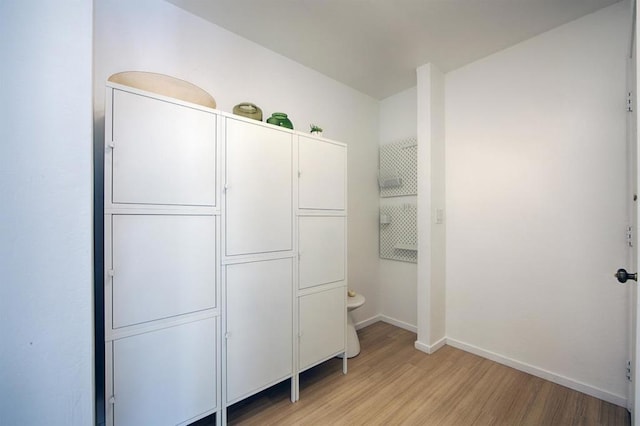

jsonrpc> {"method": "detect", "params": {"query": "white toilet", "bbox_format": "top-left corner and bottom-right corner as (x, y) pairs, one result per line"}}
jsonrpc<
(345, 292), (366, 358)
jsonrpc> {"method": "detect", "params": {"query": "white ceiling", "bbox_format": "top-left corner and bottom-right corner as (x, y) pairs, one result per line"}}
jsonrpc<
(166, 0), (621, 99)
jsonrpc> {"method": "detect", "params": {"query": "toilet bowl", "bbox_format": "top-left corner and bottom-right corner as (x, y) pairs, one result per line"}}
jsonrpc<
(344, 292), (365, 358)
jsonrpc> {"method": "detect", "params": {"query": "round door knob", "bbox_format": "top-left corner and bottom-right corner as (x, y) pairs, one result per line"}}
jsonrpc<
(615, 268), (637, 283)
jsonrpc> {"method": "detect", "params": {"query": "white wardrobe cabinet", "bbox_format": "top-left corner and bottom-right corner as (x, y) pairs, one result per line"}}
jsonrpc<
(224, 118), (293, 256)
(298, 136), (346, 211)
(296, 135), (348, 375)
(105, 81), (347, 426)
(111, 89), (217, 207)
(225, 258), (293, 403)
(104, 82), (221, 426)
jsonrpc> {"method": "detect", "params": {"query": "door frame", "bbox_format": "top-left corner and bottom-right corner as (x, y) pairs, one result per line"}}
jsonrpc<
(631, 0), (639, 423)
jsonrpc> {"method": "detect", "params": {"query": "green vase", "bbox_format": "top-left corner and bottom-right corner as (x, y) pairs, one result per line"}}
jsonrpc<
(267, 112), (293, 130)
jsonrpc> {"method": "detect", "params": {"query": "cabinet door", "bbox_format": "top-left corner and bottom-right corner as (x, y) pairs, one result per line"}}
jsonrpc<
(299, 136), (346, 210)
(225, 258), (293, 403)
(299, 287), (346, 370)
(225, 119), (293, 256)
(299, 216), (345, 289)
(111, 215), (216, 329)
(112, 317), (217, 426)
(111, 89), (217, 206)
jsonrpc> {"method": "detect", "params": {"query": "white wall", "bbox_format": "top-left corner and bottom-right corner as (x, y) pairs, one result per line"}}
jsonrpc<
(379, 88), (418, 147)
(446, 1), (629, 403)
(93, 0), (380, 326)
(0, 2), (94, 425)
(378, 87), (418, 330)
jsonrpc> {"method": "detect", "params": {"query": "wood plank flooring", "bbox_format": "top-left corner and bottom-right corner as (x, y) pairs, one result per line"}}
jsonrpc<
(197, 321), (630, 425)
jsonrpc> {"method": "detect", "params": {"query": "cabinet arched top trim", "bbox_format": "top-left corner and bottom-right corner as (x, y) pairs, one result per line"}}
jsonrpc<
(108, 71), (216, 108)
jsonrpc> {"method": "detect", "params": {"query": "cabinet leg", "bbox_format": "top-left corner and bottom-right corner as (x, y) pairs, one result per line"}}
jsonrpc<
(291, 374), (300, 402)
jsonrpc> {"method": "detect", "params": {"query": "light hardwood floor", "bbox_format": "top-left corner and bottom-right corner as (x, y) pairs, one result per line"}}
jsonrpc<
(197, 321), (630, 425)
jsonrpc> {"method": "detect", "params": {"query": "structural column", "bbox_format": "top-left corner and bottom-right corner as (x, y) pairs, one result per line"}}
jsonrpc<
(415, 63), (446, 353)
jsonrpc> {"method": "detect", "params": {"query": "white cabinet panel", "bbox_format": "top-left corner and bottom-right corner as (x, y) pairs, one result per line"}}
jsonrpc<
(225, 119), (293, 256)
(299, 287), (346, 370)
(299, 136), (346, 210)
(111, 215), (216, 328)
(226, 258), (293, 402)
(111, 89), (216, 206)
(299, 216), (345, 289)
(113, 317), (217, 426)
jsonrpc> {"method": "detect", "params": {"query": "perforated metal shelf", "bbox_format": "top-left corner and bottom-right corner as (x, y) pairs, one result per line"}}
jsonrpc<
(379, 203), (417, 263)
(379, 138), (417, 198)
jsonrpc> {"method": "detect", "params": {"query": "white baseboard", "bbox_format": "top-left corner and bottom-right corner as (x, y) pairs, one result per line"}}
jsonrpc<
(355, 314), (382, 330)
(446, 337), (627, 408)
(354, 315), (417, 334)
(414, 336), (446, 354)
(379, 315), (417, 333)
(414, 340), (430, 353)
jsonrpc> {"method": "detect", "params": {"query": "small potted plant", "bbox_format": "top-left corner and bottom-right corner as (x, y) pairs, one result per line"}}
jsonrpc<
(310, 124), (323, 137)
